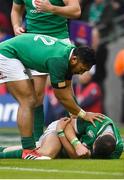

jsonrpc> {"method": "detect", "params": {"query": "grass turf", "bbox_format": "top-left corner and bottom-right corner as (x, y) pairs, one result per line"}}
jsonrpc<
(0, 153), (124, 179)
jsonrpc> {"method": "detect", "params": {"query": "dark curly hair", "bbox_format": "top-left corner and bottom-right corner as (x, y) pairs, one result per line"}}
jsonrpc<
(91, 134), (116, 159)
(73, 46), (96, 66)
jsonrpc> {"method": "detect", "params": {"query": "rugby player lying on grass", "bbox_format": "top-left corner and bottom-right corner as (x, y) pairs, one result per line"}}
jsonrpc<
(0, 115), (123, 159)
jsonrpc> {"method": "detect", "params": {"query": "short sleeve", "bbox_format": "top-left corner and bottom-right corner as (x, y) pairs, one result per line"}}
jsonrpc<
(13, 0), (24, 5)
(47, 57), (71, 89)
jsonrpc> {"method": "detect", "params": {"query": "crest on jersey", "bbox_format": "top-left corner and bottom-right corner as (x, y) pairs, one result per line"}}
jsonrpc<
(87, 130), (95, 138)
(32, 0), (36, 8)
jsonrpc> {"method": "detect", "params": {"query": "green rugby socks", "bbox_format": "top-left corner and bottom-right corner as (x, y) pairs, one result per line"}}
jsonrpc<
(0, 149), (22, 158)
(34, 105), (44, 141)
(21, 136), (36, 149)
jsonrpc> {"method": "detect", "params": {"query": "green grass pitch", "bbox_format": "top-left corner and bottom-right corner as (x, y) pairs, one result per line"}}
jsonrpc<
(0, 153), (123, 179)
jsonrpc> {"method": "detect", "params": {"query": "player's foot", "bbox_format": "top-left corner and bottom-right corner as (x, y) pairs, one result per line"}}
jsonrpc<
(22, 149), (51, 160)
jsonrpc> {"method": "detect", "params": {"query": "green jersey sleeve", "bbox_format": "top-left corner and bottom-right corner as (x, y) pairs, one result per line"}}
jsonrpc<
(47, 57), (72, 89)
(13, 0), (24, 5)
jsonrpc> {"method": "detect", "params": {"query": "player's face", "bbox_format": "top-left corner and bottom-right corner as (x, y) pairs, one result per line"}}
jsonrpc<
(72, 62), (91, 75)
(70, 55), (92, 75)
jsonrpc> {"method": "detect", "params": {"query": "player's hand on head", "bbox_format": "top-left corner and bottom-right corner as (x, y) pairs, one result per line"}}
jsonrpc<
(83, 112), (105, 127)
(56, 117), (71, 131)
(14, 26), (25, 35)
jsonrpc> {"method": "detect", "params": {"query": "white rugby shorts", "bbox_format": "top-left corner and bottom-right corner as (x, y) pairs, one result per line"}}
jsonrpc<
(38, 120), (59, 145)
(0, 54), (30, 83)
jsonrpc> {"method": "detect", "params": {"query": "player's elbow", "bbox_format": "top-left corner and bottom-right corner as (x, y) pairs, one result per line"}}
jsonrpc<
(54, 92), (65, 102)
(74, 9), (81, 18)
(70, 8), (81, 19)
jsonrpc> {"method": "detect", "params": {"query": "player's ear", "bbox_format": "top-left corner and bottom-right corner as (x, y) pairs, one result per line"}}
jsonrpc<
(70, 55), (78, 65)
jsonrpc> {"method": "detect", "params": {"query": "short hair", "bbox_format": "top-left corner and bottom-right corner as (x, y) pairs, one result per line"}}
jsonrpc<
(73, 46), (96, 66)
(92, 134), (116, 159)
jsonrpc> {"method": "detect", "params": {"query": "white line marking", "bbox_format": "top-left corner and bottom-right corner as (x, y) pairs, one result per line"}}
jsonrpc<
(0, 166), (123, 176)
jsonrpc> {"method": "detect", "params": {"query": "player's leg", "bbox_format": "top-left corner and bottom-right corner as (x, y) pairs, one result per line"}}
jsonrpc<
(0, 149), (23, 159)
(3, 145), (22, 152)
(6, 80), (48, 159)
(38, 133), (61, 159)
(37, 120), (62, 158)
(0, 145), (22, 159)
(31, 73), (48, 141)
(0, 134), (61, 159)
(0, 55), (43, 159)
(0, 145), (22, 153)
(0, 121), (61, 159)
(6, 79), (37, 149)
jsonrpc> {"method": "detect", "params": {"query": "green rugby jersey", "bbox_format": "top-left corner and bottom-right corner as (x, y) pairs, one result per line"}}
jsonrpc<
(13, 0), (69, 38)
(76, 116), (124, 159)
(0, 34), (75, 88)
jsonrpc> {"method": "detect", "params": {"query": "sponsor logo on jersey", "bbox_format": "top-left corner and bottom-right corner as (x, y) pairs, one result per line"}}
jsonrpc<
(30, 9), (44, 14)
(30, 9), (38, 13)
(87, 130), (95, 138)
(0, 72), (7, 80)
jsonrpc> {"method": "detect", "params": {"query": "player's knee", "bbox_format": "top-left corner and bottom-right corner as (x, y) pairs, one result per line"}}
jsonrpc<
(20, 94), (37, 108)
(35, 93), (45, 106)
(46, 146), (61, 158)
(33, 75), (47, 105)
(28, 96), (37, 108)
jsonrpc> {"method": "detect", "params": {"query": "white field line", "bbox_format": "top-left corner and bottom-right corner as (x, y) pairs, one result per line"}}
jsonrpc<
(0, 166), (123, 177)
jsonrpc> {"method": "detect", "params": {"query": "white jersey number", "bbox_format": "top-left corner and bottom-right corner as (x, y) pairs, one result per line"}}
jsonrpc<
(34, 35), (56, 45)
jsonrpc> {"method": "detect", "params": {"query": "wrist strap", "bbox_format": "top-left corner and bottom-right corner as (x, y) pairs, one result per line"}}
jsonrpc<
(77, 109), (86, 118)
(57, 130), (65, 137)
(71, 137), (81, 148)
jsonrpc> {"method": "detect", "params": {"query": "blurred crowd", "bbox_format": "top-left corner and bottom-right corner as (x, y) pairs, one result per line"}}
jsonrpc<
(0, 0), (124, 124)
(80, 0), (124, 39)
